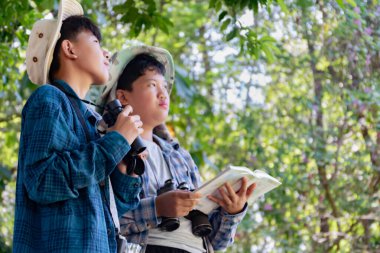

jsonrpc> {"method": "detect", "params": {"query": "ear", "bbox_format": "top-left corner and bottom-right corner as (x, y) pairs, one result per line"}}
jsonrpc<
(116, 89), (129, 105)
(60, 40), (78, 59)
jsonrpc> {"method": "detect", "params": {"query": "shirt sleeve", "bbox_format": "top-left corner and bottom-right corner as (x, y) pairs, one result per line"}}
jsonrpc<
(179, 147), (248, 250)
(119, 196), (160, 235)
(21, 88), (131, 204)
(207, 204), (248, 250)
(110, 168), (142, 215)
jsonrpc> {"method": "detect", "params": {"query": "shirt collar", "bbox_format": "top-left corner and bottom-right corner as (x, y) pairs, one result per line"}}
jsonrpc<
(153, 135), (180, 154)
(51, 80), (81, 99)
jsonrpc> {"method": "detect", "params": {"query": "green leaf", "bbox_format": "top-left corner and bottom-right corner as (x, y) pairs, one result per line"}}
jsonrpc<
(240, 0), (250, 10)
(215, 0), (222, 12)
(261, 43), (275, 63)
(226, 27), (239, 41)
(250, 0), (259, 13)
(209, 0), (218, 9)
(220, 18), (231, 31)
(155, 16), (173, 34)
(276, 0), (289, 13)
(218, 10), (228, 21)
(146, 0), (157, 13)
(335, 0), (344, 9)
(346, 0), (357, 7)
(260, 35), (277, 43)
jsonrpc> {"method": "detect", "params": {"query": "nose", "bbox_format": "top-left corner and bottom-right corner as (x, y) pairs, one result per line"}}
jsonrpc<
(158, 87), (168, 100)
(159, 93), (166, 100)
(103, 50), (110, 60)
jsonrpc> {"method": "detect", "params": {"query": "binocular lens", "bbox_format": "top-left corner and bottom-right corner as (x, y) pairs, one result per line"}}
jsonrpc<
(186, 210), (212, 237)
(159, 218), (180, 232)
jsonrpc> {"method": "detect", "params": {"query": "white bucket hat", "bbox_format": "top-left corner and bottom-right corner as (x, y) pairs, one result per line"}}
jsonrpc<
(98, 45), (175, 109)
(26, 0), (84, 85)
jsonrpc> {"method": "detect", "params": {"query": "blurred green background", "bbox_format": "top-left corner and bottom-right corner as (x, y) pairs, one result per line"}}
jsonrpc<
(0, 0), (379, 252)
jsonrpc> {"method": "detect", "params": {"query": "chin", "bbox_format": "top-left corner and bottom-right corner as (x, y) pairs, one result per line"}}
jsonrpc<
(93, 75), (109, 85)
(156, 117), (168, 125)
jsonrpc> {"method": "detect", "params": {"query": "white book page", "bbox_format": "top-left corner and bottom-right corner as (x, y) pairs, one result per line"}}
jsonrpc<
(195, 165), (281, 214)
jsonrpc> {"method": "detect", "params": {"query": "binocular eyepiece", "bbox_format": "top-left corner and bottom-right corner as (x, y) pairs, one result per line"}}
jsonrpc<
(157, 179), (212, 237)
(102, 99), (146, 175)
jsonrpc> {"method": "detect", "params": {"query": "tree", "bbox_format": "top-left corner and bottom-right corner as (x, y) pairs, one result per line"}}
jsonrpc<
(1, 0), (379, 252)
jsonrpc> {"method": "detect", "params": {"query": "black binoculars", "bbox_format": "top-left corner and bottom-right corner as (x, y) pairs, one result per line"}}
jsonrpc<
(102, 99), (146, 176)
(157, 179), (212, 237)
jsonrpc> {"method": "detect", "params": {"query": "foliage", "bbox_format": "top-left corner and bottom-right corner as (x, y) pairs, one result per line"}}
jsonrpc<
(0, 0), (379, 252)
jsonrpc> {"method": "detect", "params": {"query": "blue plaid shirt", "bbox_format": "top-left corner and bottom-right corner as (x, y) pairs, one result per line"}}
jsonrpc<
(13, 80), (142, 253)
(120, 135), (247, 251)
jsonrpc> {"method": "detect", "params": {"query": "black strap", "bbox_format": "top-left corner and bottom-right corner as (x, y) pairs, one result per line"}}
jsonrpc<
(52, 82), (92, 143)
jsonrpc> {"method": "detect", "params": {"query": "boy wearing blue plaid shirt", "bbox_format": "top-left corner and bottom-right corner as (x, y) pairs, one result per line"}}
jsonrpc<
(13, 0), (143, 252)
(100, 45), (256, 253)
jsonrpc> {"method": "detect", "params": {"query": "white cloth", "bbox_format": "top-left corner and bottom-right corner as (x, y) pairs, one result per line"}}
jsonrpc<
(147, 218), (205, 253)
(143, 139), (171, 195)
(143, 139), (205, 253)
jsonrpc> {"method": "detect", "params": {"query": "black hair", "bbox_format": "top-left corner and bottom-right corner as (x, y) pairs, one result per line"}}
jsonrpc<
(116, 53), (166, 91)
(48, 15), (102, 82)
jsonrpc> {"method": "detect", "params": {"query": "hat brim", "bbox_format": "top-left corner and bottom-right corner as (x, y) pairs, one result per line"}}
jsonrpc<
(43, 0), (84, 84)
(99, 45), (175, 108)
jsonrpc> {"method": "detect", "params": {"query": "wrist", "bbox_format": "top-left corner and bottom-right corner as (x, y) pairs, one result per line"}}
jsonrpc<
(155, 195), (162, 217)
(226, 204), (246, 215)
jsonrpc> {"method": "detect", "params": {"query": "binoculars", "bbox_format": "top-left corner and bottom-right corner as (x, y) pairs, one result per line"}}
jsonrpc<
(157, 179), (212, 237)
(102, 99), (146, 175)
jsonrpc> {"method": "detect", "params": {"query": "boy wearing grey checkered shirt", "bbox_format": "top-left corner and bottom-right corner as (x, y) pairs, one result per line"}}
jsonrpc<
(100, 46), (256, 253)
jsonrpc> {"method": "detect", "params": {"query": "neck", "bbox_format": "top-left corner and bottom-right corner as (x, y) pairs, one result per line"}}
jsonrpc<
(54, 66), (92, 99)
(141, 126), (154, 142)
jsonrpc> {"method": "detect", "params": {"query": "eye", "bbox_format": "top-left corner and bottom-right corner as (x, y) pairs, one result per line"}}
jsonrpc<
(148, 82), (156, 87)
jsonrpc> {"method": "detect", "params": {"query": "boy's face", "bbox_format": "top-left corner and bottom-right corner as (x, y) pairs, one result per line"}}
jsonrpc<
(70, 30), (109, 85)
(117, 69), (170, 129)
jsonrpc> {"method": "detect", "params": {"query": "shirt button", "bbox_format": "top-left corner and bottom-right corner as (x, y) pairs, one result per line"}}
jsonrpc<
(107, 228), (111, 235)
(133, 182), (140, 187)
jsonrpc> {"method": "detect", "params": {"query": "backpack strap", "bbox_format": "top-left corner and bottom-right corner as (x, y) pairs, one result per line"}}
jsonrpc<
(52, 81), (92, 143)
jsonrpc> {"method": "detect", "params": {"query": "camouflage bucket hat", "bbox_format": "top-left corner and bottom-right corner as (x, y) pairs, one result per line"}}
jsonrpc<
(98, 45), (175, 109)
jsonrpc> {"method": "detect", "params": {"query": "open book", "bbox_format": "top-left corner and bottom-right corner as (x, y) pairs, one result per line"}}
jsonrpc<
(195, 165), (281, 214)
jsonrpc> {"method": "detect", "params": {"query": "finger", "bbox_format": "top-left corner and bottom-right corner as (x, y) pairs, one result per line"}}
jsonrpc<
(246, 183), (256, 198)
(122, 104), (133, 115)
(178, 198), (199, 209)
(135, 120), (143, 128)
(177, 200), (197, 208)
(137, 127), (144, 135)
(218, 186), (232, 205)
(175, 190), (202, 200)
(207, 195), (224, 207)
(224, 182), (238, 202)
(237, 177), (248, 197)
(190, 191), (202, 199)
(179, 208), (193, 217)
(131, 114), (140, 122)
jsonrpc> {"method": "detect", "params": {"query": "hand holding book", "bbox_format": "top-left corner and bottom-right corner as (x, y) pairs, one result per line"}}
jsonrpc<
(195, 165), (281, 214)
(207, 177), (256, 214)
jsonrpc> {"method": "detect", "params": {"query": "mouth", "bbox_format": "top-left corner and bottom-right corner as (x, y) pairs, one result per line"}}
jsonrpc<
(159, 103), (168, 109)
